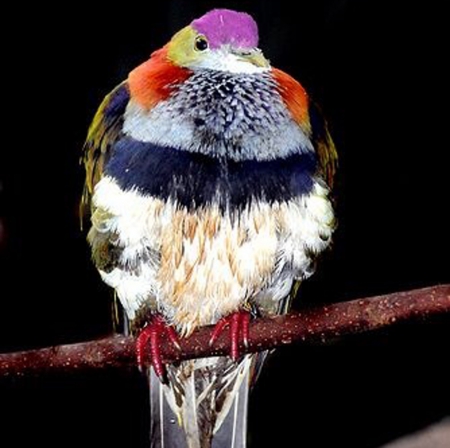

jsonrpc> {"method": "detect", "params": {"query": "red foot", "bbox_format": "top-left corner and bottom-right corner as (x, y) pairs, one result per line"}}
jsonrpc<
(136, 315), (181, 381)
(209, 310), (251, 362)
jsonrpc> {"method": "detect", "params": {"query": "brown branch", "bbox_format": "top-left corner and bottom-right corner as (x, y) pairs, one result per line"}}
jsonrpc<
(1, 284), (449, 378)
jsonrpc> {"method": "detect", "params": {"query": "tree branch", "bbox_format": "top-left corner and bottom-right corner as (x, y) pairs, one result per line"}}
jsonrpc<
(1, 284), (449, 378)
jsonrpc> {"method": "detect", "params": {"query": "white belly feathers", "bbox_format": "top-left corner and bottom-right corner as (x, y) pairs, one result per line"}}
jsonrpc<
(92, 176), (334, 335)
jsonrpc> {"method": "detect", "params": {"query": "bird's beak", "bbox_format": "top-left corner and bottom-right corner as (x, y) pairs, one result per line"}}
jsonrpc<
(234, 48), (270, 68)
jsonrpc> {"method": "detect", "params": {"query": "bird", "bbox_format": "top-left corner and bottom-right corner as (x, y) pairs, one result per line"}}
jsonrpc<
(81, 8), (337, 448)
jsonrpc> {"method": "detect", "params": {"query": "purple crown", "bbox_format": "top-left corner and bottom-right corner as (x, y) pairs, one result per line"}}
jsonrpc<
(192, 9), (259, 49)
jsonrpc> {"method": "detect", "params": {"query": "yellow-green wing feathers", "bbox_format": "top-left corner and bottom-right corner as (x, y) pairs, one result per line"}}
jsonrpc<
(81, 82), (130, 218)
(309, 102), (338, 189)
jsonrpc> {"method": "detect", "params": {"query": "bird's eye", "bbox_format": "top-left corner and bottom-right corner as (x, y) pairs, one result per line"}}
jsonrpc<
(195, 36), (209, 51)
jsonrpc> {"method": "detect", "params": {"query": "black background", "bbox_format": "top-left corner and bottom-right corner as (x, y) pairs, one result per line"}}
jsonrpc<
(1, 1), (449, 447)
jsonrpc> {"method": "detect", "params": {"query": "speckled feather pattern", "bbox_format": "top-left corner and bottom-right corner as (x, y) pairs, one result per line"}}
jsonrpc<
(123, 70), (313, 161)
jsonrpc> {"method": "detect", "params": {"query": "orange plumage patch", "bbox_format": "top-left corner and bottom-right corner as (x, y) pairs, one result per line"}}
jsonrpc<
(128, 47), (192, 110)
(272, 68), (310, 133)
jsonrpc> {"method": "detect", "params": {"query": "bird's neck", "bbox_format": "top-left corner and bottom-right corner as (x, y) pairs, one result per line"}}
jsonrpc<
(124, 68), (313, 162)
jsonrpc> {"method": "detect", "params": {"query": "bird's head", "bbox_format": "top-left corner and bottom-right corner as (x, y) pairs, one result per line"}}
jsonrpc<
(128, 9), (274, 110)
(166, 9), (270, 73)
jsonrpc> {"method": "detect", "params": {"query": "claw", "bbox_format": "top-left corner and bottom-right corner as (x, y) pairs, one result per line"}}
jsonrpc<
(209, 317), (229, 347)
(136, 314), (181, 382)
(241, 312), (251, 348)
(209, 310), (251, 362)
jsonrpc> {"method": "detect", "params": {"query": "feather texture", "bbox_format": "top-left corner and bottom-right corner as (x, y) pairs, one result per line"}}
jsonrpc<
(82, 9), (337, 447)
(129, 47), (192, 110)
(150, 355), (264, 448)
(81, 82), (129, 217)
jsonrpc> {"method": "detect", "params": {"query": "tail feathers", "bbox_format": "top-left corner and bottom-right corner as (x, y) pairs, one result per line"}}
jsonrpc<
(149, 355), (257, 448)
(149, 368), (189, 448)
(211, 367), (249, 448)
